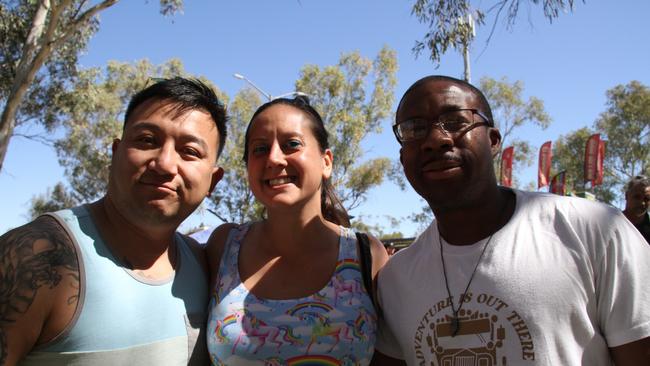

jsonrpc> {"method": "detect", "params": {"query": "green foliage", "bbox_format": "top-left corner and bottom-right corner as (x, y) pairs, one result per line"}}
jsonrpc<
(209, 47), (400, 225)
(28, 59), (219, 211)
(480, 76), (551, 186)
(1, 0), (96, 131)
(551, 127), (616, 203)
(408, 201), (433, 232)
(595, 81), (650, 182)
(30, 47), (400, 227)
(29, 182), (78, 218)
(0, 0), (184, 173)
(551, 81), (650, 204)
(350, 215), (402, 239)
(411, 0), (582, 64)
(208, 88), (264, 223)
(295, 46), (400, 212)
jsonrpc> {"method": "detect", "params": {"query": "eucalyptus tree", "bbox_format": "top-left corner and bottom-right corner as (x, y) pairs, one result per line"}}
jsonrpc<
(0, 0), (182, 173)
(411, 0), (583, 66)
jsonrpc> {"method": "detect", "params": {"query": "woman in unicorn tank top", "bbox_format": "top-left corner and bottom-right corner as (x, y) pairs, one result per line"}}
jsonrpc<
(206, 96), (389, 365)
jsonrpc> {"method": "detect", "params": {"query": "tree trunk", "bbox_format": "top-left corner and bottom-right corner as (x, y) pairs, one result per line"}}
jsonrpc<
(0, 0), (51, 173)
(0, 0), (120, 173)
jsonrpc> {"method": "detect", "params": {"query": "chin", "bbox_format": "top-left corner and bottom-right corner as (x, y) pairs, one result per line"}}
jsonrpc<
(135, 203), (185, 225)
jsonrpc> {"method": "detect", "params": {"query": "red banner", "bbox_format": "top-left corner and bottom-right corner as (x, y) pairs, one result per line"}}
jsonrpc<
(538, 141), (552, 188)
(584, 134), (600, 184)
(501, 146), (514, 187)
(550, 171), (566, 195)
(594, 140), (606, 186)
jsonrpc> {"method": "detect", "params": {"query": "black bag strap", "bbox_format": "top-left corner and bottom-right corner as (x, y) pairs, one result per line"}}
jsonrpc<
(355, 231), (382, 317)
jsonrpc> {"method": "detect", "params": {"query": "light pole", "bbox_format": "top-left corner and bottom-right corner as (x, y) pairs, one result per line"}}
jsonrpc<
(233, 73), (307, 101)
(458, 12), (476, 83)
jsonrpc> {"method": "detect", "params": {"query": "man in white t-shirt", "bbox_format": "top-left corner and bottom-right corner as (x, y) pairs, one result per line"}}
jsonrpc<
(371, 75), (650, 365)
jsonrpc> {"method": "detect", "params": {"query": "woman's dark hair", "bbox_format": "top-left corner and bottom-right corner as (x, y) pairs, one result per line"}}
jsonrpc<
(243, 96), (351, 227)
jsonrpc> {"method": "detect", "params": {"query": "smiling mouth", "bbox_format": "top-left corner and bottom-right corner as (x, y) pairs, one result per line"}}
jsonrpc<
(267, 176), (296, 187)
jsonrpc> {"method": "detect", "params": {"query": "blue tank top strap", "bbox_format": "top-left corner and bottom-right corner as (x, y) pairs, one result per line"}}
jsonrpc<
(337, 226), (358, 262)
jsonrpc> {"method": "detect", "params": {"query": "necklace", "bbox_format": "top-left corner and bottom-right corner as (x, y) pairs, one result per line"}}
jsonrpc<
(438, 230), (494, 337)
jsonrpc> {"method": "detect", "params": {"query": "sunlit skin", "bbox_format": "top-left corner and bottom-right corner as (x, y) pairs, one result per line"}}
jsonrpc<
(397, 80), (507, 229)
(105, 99), (223, 237)
(232, 103), (342, 300)
(206, 103), (387, 303)
(246, 104), (333, 217)
(394, 79), (518, 248)
(624, 184), (650, 224)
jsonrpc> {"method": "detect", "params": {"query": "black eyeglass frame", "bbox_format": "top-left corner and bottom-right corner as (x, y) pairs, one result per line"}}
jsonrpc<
(392, 108), (492, 144)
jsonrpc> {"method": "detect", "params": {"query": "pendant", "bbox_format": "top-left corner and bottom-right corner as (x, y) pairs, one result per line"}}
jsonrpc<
(451, 316), (460, 336)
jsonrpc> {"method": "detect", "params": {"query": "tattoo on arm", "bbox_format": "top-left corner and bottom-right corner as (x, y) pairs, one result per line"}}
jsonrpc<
(0, 216), (79, 364)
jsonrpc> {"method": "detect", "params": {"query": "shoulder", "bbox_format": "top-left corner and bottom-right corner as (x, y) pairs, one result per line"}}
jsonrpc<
(1, 215), (78, 265)
(512, 188), (626, 229)
(0, 215), (80, 363)
(364, 233), (389, 281)
(177, 233), (208, 275)
(511, 189), (648, 255)
(205, 223), (240, 282)
(206, 223), (240, 261)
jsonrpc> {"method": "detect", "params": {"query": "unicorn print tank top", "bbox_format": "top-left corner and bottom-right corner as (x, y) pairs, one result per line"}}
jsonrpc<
(207, 223), (377, 365)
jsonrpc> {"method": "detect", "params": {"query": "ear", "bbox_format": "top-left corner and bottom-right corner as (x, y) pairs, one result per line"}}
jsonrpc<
(208, 166), (224, 196)
(399, 147), (405, 167)
(322, 149), (333, 180)
(488, 127), (502, 157)
(111, 138), (121, 156)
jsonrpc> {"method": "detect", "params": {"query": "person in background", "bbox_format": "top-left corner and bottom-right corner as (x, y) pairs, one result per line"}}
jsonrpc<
(372, 75), (650, 365)
(0, 77), (227, 365)
(206, 96), (388, 365)
(622, 175), (650, 243)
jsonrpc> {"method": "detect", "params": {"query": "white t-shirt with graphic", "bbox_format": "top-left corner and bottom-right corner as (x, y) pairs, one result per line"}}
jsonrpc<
(376, 189), (650, 365)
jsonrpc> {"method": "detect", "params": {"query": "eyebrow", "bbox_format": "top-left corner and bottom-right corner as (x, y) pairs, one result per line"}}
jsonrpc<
(249, 131), (306, 142)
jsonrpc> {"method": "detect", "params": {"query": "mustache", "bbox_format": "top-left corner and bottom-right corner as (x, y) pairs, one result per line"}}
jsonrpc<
(139, 172), (176, 189)
(421, 153), (462, 166)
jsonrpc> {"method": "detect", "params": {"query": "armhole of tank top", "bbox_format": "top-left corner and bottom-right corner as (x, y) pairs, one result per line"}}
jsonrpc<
(175, 234), (206, 277)
(214, 225), (241, 292)
(32, 211), (87, 350)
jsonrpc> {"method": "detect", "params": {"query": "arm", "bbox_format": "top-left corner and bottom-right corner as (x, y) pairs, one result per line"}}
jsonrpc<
(205, 223), (237, 288)
(367, 234), (389, 290)
(0, 216), (79, 365)
(371, 350), (408, 366)
(609, 337), (650, 365)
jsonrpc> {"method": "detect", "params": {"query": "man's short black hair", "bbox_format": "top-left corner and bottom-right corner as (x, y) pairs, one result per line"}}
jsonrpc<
(124, 77), (228, 158)
(396, 75), (494, 127)
(626, 175), (650, 193)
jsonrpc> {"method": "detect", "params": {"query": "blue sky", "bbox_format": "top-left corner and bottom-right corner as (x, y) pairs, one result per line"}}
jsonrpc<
(1, 1), (648, 237)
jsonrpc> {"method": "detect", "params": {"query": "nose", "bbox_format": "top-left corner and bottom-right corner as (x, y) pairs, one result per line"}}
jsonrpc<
(149, 143), (178, 175)
(420, 123), (454, 151)
(266, 142), (287, 168)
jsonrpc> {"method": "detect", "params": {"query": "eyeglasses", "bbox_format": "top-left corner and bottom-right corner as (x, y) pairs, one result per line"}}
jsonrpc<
(392, 108), (491, 144)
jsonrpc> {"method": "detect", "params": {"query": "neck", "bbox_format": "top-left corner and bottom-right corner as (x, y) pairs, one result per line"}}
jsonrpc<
(623, 209), (646, 225)
(260, 209), (338, 256)
(434, 186), (515, 245)
(89, 197), (176, 269)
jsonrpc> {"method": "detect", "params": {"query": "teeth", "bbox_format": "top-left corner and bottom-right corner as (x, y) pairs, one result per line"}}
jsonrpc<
(268, 177), (293, 186)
